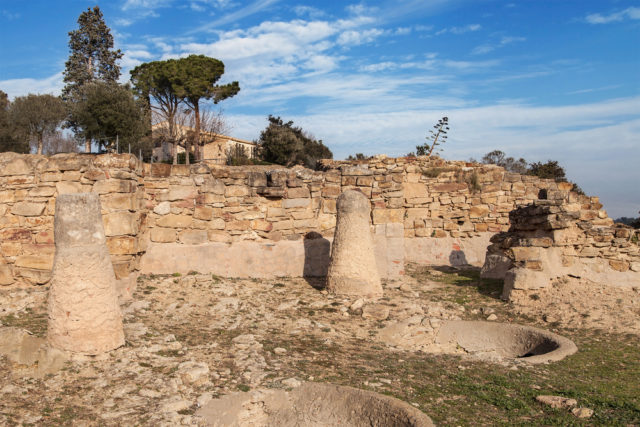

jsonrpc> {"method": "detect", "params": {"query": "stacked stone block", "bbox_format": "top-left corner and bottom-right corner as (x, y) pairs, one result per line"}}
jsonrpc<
(0, 152), (144, 294)
(481, 187), (640, 299)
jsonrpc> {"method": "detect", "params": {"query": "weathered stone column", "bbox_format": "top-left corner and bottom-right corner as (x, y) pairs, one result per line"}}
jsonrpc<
(327, 190), (382, 297)
(47, 193), (124, 355)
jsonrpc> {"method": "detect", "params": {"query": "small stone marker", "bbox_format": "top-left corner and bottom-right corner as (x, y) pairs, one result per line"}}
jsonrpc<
(47, 193), (125, 355)
(326, 190), (382, 297)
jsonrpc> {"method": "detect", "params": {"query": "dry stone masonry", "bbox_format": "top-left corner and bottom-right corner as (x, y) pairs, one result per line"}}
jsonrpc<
(0, 152), (144, 297)
(47, 193), (124, 355)
(1, 152), (637, 292)
(481, 186), (640, 300)
(327, 190), (382, 297)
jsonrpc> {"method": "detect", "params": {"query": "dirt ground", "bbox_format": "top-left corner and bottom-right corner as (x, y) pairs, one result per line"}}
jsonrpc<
(1, 265), (639, 426)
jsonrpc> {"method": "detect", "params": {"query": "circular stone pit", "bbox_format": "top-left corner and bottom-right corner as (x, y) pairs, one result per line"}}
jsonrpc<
(197, 382), (434, 426)
(434, 320), (578, 364)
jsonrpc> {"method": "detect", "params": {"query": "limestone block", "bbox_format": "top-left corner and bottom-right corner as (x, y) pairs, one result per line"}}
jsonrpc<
(226, 220), (250, 231)
(287, 187), (310, 198)
(16, 267), (51, 285)
(327, 190), (382, 297)
(156, 214), (192, 228)
(83, 168), (106, 181)
(48, 193), (124, 355)
(405, 208), (429, 220)
(207, 218), (226, 230)
(153, 201), (171, 215)
(93, 179), (136, 194)
(194, 206), (214, 220)
(502, 268), (549, 300)
(283, 198), (310, 209)
(469, 205), (490, 218)
(0, 157), (31, 176)
(251, 219), (273, 232)
(0, 190), (15, 203)
(179, 229), (208, 245)
(106, 236), (138, 255)
(0, 264), (14, 285)
(321, 185), (341, 198)
(434, 183), (467, 192)
(56, 180), (87, 195)
(150, 227), (177, 243)
(11, 202), (45, 217)
(226, 185), (250, 197)
(207, 230), (232, 243)
(103, 211), (138, 236)
(28, 186), (56, 197)
(372, 208), (403, 224)
(101, 193), (137, 211)
(510, 247), (541, 262)
(609, 259), (629, 272)
(171, 164), (190, 176)
(41, 172), (62, 182)
(162, 185), (196, 201)
(15, 254), (54, 270)
(403, 182), (428, 199)
(356, 176), (374, 187)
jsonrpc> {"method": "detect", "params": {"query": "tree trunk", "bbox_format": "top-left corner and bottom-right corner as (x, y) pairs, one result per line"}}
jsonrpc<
(173, 140), (178, 165)
(37, 134), (43, 155)
(194, 103), (201, 162)
(85, 138), (91, 153)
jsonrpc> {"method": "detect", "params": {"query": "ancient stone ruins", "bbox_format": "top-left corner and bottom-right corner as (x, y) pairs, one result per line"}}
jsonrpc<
(0, 151), (638, 425)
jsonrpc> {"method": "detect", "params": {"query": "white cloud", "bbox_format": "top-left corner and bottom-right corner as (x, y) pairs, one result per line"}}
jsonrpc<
(0, 73), (64, 99)
(337, 28), (385, 46)
(585, 7), (640, 24)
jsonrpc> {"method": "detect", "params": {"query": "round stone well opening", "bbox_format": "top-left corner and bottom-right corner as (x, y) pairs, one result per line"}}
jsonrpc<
(197, 382), (434, 427)
(435, 321), (578, 364)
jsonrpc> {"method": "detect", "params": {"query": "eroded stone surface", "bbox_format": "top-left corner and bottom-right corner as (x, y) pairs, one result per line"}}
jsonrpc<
(47, 193), (125, 355)
(327, 190), (382, 297)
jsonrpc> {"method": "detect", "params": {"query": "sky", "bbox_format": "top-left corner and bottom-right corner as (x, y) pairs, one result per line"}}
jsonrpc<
(0, 0), (639, 218)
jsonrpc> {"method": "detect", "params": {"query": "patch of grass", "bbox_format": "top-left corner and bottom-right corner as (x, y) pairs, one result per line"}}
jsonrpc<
(0, 308), (48, 337)
(237, 384), (250, 392)
(172, 272), (181, 277)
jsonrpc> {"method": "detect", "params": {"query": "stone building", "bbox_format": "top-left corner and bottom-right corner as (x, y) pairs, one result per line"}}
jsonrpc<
(151, 122), (256, 164)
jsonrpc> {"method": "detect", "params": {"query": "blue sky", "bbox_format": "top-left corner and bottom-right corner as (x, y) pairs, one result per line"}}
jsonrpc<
(1, 0), (639, 218)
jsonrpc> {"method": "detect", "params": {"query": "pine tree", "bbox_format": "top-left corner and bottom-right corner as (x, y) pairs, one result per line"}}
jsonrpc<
(175, 55), (240, 164)
(63, 6), (123, 152)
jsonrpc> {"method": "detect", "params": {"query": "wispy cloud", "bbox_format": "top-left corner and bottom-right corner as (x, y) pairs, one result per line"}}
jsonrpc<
(436, 24), (481, 35)
(337, 28), (385, 46)
(584, 7), (640, 24)
(1, 10), (21, 20)
(566, 84), (621, 95)
(121, 0), (173, 11)
(190, 0), (281, 33)
(472, 35), (525, 55)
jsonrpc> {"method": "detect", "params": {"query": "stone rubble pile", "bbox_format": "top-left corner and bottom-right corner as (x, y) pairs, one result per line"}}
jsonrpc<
(482, 187), (639, 299)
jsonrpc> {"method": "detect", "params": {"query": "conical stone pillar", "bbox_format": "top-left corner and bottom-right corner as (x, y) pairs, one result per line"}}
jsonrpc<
(327, 190), (382, 297)
(47, 193), (124, 355)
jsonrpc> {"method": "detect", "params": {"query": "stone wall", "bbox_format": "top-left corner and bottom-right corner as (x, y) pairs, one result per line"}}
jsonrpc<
(5, 152), (634, 288)
(481, 188), (640, 299)
(138, 155), (562, 278)
(0, 153), (144, 297)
